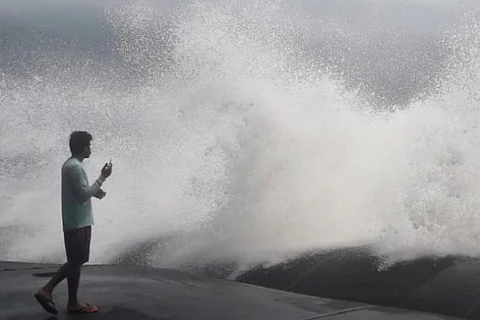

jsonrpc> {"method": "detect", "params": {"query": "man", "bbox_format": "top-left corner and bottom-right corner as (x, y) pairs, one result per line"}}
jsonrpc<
(34, 131), (113, 314)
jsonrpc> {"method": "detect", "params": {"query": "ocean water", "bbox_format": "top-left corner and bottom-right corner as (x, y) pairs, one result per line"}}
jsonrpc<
(1, 0), (480, 273)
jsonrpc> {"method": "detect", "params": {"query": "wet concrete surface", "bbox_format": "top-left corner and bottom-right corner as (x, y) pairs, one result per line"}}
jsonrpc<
(0, 260), (462, 320)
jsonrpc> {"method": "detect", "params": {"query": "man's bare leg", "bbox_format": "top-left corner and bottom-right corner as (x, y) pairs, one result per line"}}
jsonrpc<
(67, 265), (82, 309)
(34, 262), (73, 314)
(65, 264), (98, 313)
(36, 263), (70, 299)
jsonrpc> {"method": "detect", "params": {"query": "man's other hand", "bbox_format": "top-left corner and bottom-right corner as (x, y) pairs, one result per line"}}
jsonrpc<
(94, 189), (106, 199)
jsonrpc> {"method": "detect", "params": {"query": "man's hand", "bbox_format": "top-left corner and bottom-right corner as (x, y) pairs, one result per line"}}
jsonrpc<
(101, 160), (113, 179)
(94, 189), (106, 199)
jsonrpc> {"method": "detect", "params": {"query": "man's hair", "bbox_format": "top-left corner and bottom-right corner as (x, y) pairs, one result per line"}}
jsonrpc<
(69, 131), (92, 155)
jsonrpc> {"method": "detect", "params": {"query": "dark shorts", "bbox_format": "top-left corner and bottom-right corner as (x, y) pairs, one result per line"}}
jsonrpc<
(63, 226), (91, 265)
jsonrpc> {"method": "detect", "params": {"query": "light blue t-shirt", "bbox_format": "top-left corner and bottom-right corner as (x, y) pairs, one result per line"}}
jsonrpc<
(61, 157), (104, 231)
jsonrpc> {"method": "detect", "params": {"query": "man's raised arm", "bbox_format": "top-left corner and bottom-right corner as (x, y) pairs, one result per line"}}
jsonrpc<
(67, 165), (106, 202)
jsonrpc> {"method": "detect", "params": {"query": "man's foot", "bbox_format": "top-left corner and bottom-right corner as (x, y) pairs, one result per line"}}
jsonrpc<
(67, 302), (99, 314)
(34, 288), (57, 315)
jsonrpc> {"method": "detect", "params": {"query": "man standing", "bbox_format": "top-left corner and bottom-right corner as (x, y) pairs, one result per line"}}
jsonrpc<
(34, 131), (113, 314)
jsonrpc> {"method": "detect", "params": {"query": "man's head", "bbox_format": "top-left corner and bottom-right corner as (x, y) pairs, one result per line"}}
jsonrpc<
(69, 131), (92, 159)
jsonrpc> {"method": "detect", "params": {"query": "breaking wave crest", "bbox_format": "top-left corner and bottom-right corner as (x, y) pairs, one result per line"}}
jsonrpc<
(1, 0), (480, 273)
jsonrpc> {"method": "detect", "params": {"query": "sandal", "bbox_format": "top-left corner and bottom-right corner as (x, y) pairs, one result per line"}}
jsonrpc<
(68, 303), (99, 314)
(34, 291), (58, 315)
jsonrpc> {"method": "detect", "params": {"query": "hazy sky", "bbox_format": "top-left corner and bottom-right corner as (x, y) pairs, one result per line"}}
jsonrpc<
(1, 0), (478, 105)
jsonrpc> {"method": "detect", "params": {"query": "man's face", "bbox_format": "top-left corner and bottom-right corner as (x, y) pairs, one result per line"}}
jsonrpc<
(83, 143), (92, 158)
